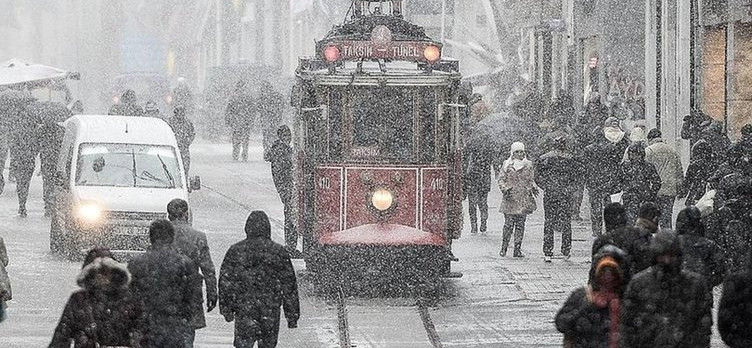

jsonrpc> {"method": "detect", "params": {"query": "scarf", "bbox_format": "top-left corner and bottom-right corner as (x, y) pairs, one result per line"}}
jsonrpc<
(502, 142), (530, 172)
(587, 286), (621, 348)
(604, 126), (625, 143)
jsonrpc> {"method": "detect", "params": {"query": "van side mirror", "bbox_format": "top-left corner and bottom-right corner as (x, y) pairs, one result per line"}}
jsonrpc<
(189, 176), (201, 191)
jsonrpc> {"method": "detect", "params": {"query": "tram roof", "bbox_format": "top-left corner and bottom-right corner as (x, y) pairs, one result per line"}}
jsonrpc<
(296, 59), (461, 87)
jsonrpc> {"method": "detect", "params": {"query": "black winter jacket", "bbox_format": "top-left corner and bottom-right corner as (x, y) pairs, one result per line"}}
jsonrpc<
(620, 161), (661, 206)
(719, 265), (752, 348)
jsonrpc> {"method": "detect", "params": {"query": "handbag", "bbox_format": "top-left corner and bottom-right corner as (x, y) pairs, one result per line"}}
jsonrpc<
(522, 190), (537, 214)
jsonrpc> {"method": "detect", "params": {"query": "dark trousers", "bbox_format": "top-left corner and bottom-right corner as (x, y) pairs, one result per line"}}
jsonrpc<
(281, 193), (297, 250)
(570, 184), (584, 217)
(543, 193), (572, 256)
(234, 309), (281, 348)
(231, 129), (251, 161)
(467, 190), (489, 232)
(587, 187), (612, 236)
(501, 214), (526, 252)
(657, 195), (675, 229)
(13, 161), (34, 211)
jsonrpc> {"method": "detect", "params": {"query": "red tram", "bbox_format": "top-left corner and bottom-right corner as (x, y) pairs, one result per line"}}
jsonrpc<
(292, 1), (465, 279)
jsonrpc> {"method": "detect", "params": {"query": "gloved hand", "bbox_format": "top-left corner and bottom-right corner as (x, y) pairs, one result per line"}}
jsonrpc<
(206, 293), (218, 312)
(288, 320), (298, 329)
(695, 189), (716, 217)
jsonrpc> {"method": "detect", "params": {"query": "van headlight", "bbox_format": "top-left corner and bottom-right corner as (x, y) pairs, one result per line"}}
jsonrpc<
(371, 188), (394, 212)
(77, 202), (103, 223)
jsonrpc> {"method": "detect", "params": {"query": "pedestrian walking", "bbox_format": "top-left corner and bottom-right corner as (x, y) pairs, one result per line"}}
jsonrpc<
(143, 101), (163, 120)
(258, 81), (285, 161)
(168, 105), (196, 177)
(620, 231), (713, 348)
(39, 113), (67, 217)
(681, 140), (713, 206)
(699, 120), (731, 165)
(128, 219), (200, 348)
(219, 211), (300, 348)
(719, 248), (752, 348)
(49, 248), (143, 348)
(464, 133), (495, 235)
(644, 128), (684, 228)
(556, 245), (630, 348)
(620, 143), (661, 224)
(681, 109), (711, 149)
(109, 90), (144, 117)
(498, 142), (536, 257)
(267, 125), (301, 257)
(709, 181), (752, 273)
(9, 106), (40, 217)
(0, 236), (10, 323)
(603, 203), (654, 275)
(167, 199), (217, 346)
(676, 206), (727, 289)
(225, 81), (255, 162)
(535, 137), (584, 262)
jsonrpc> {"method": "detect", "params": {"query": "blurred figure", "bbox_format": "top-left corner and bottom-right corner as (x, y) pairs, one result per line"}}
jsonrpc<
(620, 231), (713, 348)
(225, 81), (255, 162)
(464, 131), (496, 235)
(699, 121), (731, 165)
(219, 211), (300, 348)
(535, 137), (584, 262)
(0, 236), (10, 323)
(144, 100), (163, 120)
(644, 128), (683, 228)
(109, 89), (144, 117)
(173, 77), (194, 116)
(9, 107), (40, 217)
(168, 199), (217, 347)
(128, 220), (200, 348)
(498, 142), (537, 257)
(168, 106), (196, 176)
(267, 126), (300, 257)
(681, 140), (713, 206)
(49, 248), (142, 348)
(719, 248), (752, 348)
(710, 181), (752, 273)
(620, 144), (661, 223)
(258, 81), (285, 161)
(676, 206), (727, 289)
(681, 109), (712, 148)
(556, 245), (629, 348)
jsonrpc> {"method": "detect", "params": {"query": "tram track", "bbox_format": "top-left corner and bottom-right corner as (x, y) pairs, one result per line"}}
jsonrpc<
(334, 284), (444, 348)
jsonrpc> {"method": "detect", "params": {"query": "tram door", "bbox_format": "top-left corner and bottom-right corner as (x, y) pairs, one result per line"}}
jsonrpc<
(440, 102), (466, 239)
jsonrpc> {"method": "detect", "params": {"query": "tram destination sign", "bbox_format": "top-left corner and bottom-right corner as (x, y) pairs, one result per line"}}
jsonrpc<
(325, 40), (441, 63)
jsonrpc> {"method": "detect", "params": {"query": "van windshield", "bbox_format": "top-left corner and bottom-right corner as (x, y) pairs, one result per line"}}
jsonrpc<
(75, 143), (182, 189)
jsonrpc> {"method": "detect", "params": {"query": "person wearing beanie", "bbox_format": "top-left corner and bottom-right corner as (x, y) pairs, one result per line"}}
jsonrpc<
(498, 141), (537, 257)
(620, 231), (713, 348)
(644, 128), (684, 229)
(50, 248), (143, 347)
(219, 211), (300, 348)
(556, 245), (630, 348)
(620, 143), (662, 224)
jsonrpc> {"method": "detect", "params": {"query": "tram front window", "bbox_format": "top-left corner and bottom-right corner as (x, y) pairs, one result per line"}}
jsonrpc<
(351, 88), (414, 161)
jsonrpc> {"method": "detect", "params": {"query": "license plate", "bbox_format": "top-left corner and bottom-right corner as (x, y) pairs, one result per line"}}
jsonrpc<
(117, 226), (147, 236)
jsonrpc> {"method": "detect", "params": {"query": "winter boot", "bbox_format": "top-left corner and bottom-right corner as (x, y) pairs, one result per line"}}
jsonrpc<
(480, 219), (488, 235)
(470, 223), (478, 235)
(513, 244), (524, 258)
(500, 241), (509, 257)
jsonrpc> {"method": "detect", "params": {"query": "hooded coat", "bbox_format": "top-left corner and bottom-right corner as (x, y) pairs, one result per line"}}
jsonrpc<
(556, 246), (630, 348)
(676, 206), (727, 287)
(719, 249), (752, 348)
(49, 257), (143, 348)
(620, 231), (713, 348)
(219, 212), (300, 329)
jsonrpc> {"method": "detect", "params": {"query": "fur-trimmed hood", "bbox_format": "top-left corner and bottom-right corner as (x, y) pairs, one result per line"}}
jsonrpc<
(76, 257), (131, 291)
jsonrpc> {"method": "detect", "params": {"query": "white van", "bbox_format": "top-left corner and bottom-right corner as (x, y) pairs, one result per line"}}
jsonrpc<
(50, 115), (200, 258)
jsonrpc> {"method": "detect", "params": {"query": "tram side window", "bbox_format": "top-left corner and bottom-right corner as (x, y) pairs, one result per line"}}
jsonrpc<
(329, 88), (344, 160)
(351, 88), (414, 161)
(419, 88), (437, 163)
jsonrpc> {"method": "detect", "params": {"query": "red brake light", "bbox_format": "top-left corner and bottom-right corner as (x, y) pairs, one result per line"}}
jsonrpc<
(324, 45), (341, 63)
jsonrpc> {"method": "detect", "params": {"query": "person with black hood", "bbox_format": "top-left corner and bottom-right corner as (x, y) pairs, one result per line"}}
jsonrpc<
(167, 199), (217, 346)
(681, 140), (714, 206)
(676, 206), (727, 289)
(620, 231), (713, 348)
(719, 247), (752, 347)
(535, 137), (584, 262)
(109, 89), (144, 117)
(267, 125), (300, 257)
(225, 81), (255, 162)
(620, 143), (661, 224)
(168, 105), (196, 177)
(128, 220), (200, 348)
(49, 248), (143, 348)
(219, 211), (300, 348)
(556, 245), (630, 348)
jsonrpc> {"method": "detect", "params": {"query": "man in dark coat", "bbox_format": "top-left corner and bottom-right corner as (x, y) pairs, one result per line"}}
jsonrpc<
(167, 199), (217, 346)
(258, 81), (285, 161)
(620, 231), (713, 348)
(556, 245), (630, 348)
(109, 89), (144, 117)
(592, 203), (653, 277)
(168, 106), (196, 176)
(128, 219), (201, 348)
(38, 110), (68, 217)
(9, 106), (41, 217)
(676, 206), (727, 289)
(620, 143), (661, 224)
(225, 81), (255, 161)
(49, 248), (143, 348)
(267, 125), (300, 257)
(464, 136), (495, 235)
(219, 211), (300, 348)
(719, 248), (752, 348)
(709, 181), (752, 273)
(535, 137), (584, 262)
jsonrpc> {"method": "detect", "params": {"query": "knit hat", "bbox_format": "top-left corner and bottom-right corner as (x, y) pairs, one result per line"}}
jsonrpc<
(510, 141), (525, 155)
(647, 128), (662, 140)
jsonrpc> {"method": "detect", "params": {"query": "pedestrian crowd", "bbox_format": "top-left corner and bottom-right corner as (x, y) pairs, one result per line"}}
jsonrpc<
(42, 200), (300, 348)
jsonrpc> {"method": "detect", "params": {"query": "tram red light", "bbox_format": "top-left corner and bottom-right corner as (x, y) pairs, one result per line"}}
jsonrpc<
(423, 45), (441, 62)
(324, 45), (341, 62)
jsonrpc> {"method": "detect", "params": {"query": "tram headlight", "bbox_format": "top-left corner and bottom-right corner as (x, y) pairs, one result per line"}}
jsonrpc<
(423, 45), (441, 62)
(77, 201), (103, 223)
(371, 188), (394, 212)
(324, 45), (341, 63)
